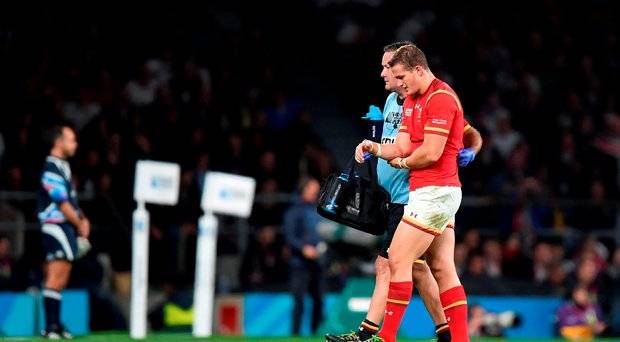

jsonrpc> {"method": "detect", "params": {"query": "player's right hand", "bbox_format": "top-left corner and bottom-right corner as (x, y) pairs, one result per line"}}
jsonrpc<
(78, 218), (90, 239)
(302, 245), (318, 260)
(355, 140), (374, 163)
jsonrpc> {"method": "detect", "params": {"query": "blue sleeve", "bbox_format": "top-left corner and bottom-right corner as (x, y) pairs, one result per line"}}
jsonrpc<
(283, 208), (305, 253)
(41, 170), (68, 203)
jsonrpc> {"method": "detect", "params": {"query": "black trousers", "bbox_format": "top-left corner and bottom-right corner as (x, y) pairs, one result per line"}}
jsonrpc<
(290, 262), (325, 335)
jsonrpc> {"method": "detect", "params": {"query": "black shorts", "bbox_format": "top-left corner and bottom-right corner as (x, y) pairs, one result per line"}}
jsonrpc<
(41, 222), (77, 262)
(379, 203), (405, 259)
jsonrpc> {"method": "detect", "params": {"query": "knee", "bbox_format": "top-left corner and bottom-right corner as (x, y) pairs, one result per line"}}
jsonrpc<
(428, 255), (455, 279)
(412, 262), (430, 282)
(388, 256), (408, 275)
(46, 274), (67, 290)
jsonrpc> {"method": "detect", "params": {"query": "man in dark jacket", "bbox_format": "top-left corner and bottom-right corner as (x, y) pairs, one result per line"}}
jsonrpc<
(284, 177), (326, 335)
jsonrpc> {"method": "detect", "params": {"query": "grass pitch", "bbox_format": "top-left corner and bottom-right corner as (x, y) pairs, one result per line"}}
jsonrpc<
(3, 332), (614, 341)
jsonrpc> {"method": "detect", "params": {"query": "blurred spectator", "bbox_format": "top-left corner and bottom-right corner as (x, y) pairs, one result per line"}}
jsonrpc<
(462, 254), (495, 294)
(569, 257), (603, 300)
(606, 248), (620, 282)
(482, 239), (503, 278)
(532, 242), (555, 283)
(489, 112), (522, 160)
(573, 180), (617, 230)
(454, 243), (468, 276)
(462, 229), (481, 255)
(557, 285), (607, 341)
(170, 60), (212, 112)
(239, 225), (287, 290)
(547, 263), (569, 297)
(283, 178), (326, 335)
(124, 63), (158, 107)
(575, 235), (609, 271)
(250, 178), (287, 226)
(0, 132), (5, 164)
(62, 89), (102, 131)
(502, 233), (532, 279)
(0, 235), (14, 290)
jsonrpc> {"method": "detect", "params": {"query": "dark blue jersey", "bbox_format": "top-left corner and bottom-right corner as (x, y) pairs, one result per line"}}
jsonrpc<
(37, 156), (80, 225)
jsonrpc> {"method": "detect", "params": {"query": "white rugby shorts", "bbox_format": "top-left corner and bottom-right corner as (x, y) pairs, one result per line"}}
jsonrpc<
(401, 186), (461, 235)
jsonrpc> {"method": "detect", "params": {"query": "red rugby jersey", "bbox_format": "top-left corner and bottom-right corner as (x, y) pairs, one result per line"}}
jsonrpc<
(399, 78), (465, 191)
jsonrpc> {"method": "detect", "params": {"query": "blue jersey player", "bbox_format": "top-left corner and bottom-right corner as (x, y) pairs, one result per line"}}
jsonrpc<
(38, 125), (90, 339)
(326, 42), (482, 342)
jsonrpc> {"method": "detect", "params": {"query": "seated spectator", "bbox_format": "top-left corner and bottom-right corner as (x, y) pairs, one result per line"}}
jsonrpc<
(239, 225), (287, 290)
(0, 235), (14, 290)
(532, 242), (554, 283)
(557, 285), (607, 341)
(482, 239), (503, 278)
(502, 233), (532, 279)
(454, 242), (468, 276)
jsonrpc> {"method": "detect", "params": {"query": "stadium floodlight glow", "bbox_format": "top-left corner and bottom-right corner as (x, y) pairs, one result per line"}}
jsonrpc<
(193, 172), (256, 337)
(131, 160), (180, 339)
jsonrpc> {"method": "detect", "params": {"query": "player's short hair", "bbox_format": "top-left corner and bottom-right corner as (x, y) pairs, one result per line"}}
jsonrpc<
(45, 124), (74, 146)
(383, 41), (413, 53)
(388, 43), (429, 71)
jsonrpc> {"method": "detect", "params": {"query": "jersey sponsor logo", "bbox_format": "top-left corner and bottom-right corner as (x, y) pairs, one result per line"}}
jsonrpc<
(385, 111), (403, 130)
(431, 118), (448, 126)
(405, 108), (413, 116)
(381, 137), (395, 144)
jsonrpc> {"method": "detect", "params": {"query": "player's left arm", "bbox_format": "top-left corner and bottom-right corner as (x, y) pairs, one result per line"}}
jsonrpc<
(391, 93), (455, 169)
(391, 133), (447, 169)
(463, 125), (483, 153)
(457, 123), (483, 167)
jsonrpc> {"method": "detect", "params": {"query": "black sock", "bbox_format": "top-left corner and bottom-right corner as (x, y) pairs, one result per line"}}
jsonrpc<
(357, 319), (379, 340)
(43, 288), (62, 331)
(436, 323), (451, 342)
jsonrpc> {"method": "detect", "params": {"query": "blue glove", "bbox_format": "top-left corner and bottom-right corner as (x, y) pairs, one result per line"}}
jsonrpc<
(457, 148), (476, 167)
(361, 105), (383, 121)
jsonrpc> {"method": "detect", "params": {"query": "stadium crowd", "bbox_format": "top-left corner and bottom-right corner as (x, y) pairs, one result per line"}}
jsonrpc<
(0, 0), (619, 335)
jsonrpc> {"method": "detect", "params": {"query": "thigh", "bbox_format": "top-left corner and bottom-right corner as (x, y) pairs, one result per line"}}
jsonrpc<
(388, 220), (435, 267)
(42, 223), (77, 262)
(47, 259), (72, 273)
(379, 204), (404, 259)
(426, 225), (461, 291)
(46, 259), (73, 282)
(427, 226), (455, 262)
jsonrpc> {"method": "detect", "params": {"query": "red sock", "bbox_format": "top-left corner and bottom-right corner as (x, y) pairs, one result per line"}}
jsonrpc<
(440, 286), (469, 342)
(377, 281), (413, 342)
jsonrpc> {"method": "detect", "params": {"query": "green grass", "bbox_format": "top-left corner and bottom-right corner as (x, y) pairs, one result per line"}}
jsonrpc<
(4, 332), (619, 342)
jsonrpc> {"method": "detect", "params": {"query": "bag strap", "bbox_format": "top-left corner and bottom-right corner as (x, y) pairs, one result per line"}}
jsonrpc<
(345, 156), (380, 187)
(342, 157), (357, 181)
(366, 156), (379, 186)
